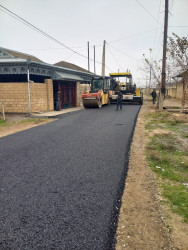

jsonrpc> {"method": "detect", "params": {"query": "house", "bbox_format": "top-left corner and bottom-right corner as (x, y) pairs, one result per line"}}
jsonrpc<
(0, 47), (94, 113)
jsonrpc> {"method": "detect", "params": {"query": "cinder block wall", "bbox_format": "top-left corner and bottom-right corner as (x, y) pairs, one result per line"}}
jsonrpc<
(45, 79), (54, 111)
(79, 83), (90, 106)
(76, 82), (80, 107)
(142, 88), (152, 95)
(176, 81), (188, 100)
(0, 79), (54, 113)
(80, 84), (90, 93)
(168, 88), (176, 98)
(166, 78), (188, 100)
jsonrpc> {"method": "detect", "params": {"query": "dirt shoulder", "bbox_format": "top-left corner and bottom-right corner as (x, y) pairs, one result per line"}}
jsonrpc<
(0, 114), (55, 138)
(116, 97), (188, 250)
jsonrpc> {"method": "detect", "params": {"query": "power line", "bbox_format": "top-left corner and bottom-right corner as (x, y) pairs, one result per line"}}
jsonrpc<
(107, 43), (142, 62)
(153, 24), (188, 62)
(169, 0), (174, 16)
(169, 25), (188, 27)
(135, 0), (159, 23)
(108, 27), (161, 44)
(0, 4), (112, 72)
(106, 44), (123, 69)
(152, 0), (162, 61)
(96, 26), (188, 46)
(107, 24), (187, 45)
(64, 52), (76, 61)
(20, 47), (88, 53)
(0, 5), (86, 58)
(155, 30), (163, 61)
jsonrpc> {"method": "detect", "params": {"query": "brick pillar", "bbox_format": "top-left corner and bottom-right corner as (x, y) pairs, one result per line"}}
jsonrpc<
(45, 79), (54, 111)
(76, 82), (81, 107)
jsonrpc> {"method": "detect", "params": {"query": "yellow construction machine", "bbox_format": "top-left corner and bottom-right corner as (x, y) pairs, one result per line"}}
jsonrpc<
(81, 76), (111, 108)
(109, 72), (143, 104)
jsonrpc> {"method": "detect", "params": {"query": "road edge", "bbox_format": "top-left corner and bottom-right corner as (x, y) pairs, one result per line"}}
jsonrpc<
(115, 102), (174, 249)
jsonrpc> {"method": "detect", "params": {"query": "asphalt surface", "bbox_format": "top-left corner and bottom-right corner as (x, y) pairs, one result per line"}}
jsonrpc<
(0, 104), (141, 250)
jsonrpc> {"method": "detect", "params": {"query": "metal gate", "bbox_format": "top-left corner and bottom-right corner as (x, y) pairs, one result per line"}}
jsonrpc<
(60, 82), (76, 109)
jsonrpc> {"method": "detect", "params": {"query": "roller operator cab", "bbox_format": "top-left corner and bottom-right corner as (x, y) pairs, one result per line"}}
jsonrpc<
(81, 76), (111, 108)
(109, 72), (143, 105)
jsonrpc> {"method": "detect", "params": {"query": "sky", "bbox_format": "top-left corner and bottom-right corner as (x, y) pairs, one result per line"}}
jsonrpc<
(0, 0), (188, 87)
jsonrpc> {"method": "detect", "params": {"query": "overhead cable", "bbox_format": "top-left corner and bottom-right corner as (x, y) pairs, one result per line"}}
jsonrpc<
(152, 0), (162, 61)
(0, 5), (86, 58)
(0, 4), (112, 71)
(135, 0), (159, 23)
(107, 44), (142, 62)
(106, 44), (123, 69)
(108, 27), (161, 44)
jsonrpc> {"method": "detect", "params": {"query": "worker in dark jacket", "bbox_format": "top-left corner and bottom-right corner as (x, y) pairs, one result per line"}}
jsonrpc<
(116, 90), (123, 110)
(151, 89), (157, 104)
(55, 90), (61, 111)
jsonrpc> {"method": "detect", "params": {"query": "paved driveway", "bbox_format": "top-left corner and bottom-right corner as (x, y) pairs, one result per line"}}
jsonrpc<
(0, 104), (140, 249)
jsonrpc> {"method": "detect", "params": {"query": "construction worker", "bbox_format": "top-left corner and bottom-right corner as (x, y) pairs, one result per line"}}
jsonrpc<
(151, 89), (157, 104)
(116, 90), (123, 110)
(55, 90), (61, 111)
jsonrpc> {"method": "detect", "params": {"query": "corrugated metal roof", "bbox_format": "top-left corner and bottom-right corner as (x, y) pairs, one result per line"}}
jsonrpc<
(54, 61), (90, 73)
(53, 71), (83, 81)
(0, 58), (26, 63)
(0, 47), (96, 79)
(2, 48), (43, 63)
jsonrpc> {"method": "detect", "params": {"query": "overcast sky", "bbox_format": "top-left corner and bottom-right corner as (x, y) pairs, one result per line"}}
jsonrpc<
(0, 0), (188, 86)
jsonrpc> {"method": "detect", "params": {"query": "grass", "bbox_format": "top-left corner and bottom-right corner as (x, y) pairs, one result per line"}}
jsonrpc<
(146, 111), (188, 223)
(0, 118), (48, 129)
(146, 111), (188, 137)
(163, 185), (188, 223)
(13, 118), (47, 125)
(166, 106), (181, 109)
(0, 119), (8, 126)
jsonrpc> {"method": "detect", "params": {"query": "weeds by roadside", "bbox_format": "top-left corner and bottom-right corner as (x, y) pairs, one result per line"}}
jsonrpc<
(0, 117), (51, 138)
(0, 118), (47, 127)
(12, 118), (47, 125)
(145, 111), (188, 223)
(0, 120), (7, 126)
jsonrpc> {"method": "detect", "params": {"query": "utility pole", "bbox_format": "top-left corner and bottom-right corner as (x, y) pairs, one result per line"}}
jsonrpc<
(158, 0), (168, 110)
(101, 40), (106, 76)
(94, 45), (96, 74)
(88, 41), (90, 72)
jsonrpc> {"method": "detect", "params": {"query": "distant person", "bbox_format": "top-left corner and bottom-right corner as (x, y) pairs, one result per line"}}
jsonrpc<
(55, 90), (61, 111)
(151, 89), (157, 104)
(116, 90), (123, 110)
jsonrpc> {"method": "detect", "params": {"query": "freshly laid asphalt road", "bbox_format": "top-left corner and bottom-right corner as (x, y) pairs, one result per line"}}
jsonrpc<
(0, 104), (140, 250)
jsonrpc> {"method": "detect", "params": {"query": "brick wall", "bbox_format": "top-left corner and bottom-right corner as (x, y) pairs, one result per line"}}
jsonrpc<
(0, 79), (54, 113)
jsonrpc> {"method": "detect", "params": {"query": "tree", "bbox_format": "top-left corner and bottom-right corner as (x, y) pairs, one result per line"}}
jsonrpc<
(167, 33), (188, 113)
(142, 34), (188, 112)
(142, 51), (172, 95)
